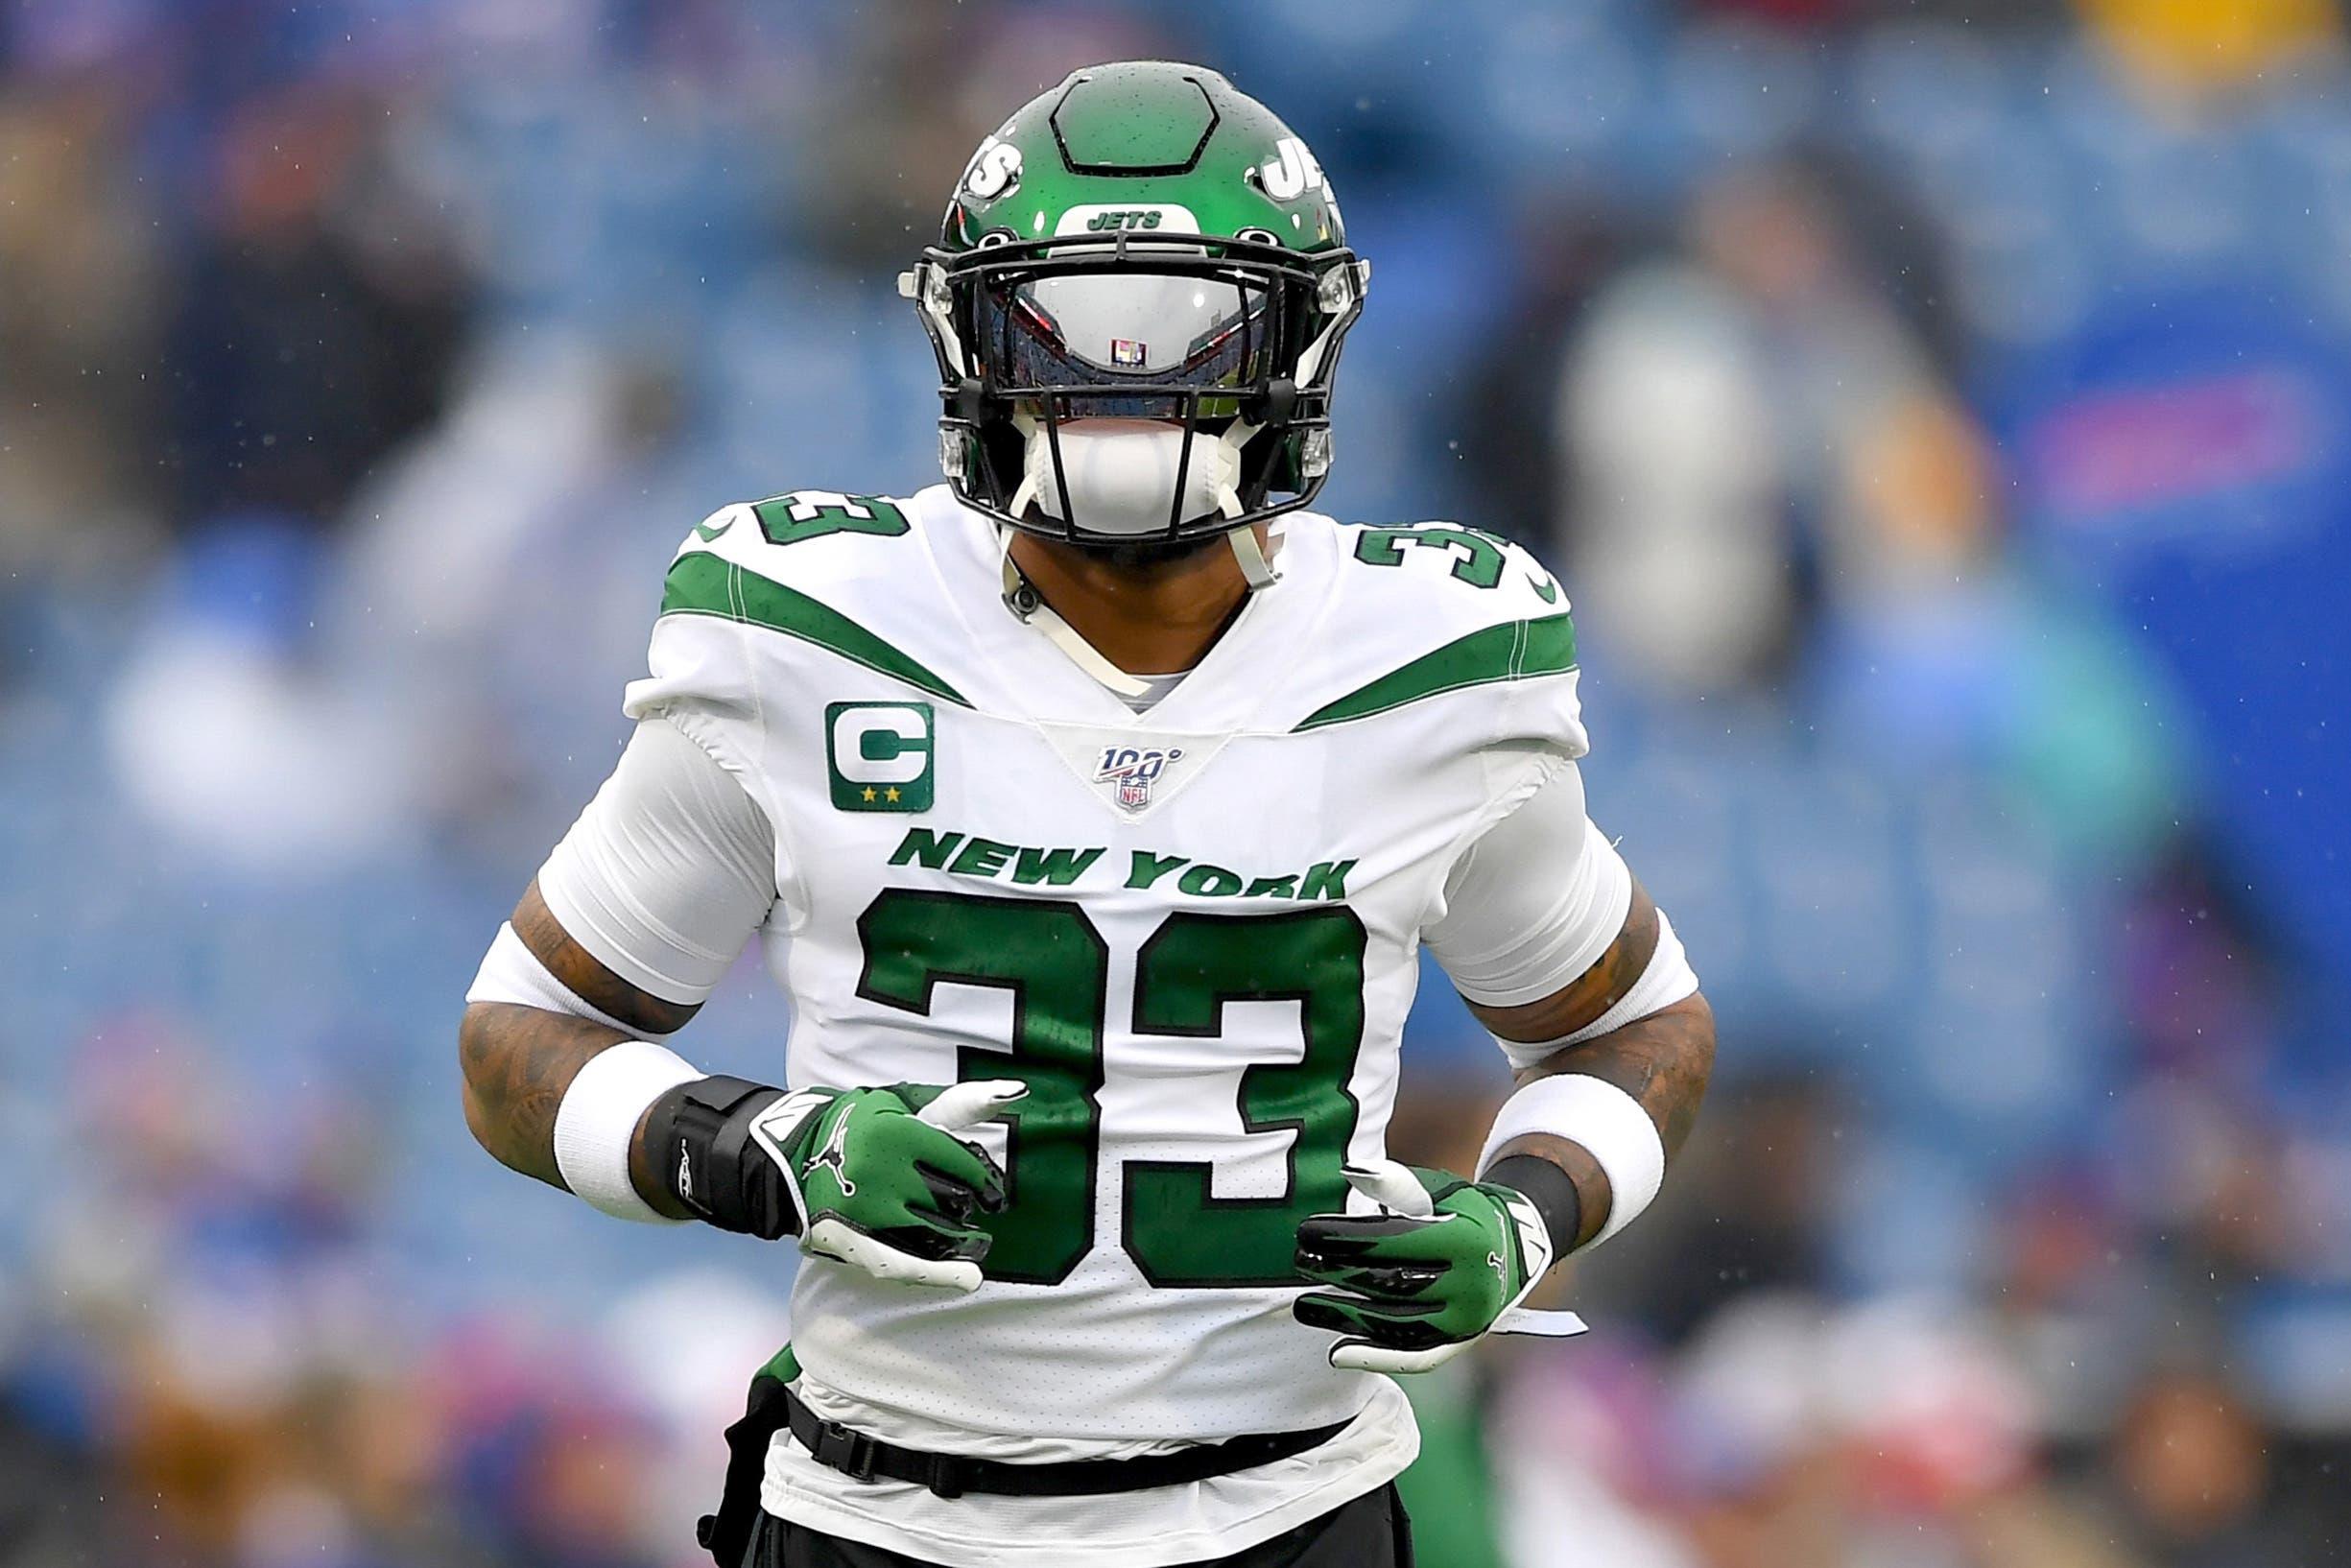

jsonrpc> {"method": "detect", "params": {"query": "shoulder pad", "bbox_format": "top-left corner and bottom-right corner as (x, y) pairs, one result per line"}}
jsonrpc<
(669, 489), (920, 572)
(1277, 519), (1580, 745)
(1327, 520), (1568, 629)
(643, 487), (972, 709)
(658, 488), (938, 626)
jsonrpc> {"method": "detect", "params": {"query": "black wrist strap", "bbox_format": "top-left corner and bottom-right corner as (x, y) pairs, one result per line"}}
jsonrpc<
(642, 1075), (789, 1235)
(1484, 1152), (1584, 1261)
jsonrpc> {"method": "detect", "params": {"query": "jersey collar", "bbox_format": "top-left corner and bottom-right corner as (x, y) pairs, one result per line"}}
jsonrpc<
(916, 487), (1329, 736)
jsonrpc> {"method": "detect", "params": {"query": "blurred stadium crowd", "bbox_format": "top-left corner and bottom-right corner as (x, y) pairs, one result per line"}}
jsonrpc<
(3, 1), (2349, 1564)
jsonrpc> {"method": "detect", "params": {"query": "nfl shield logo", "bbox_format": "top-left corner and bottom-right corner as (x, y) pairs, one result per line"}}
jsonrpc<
(1094, 745), (1183, 811)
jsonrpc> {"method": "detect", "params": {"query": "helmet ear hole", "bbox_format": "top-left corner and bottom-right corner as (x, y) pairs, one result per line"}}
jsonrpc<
(1235, 226), (1280, 247)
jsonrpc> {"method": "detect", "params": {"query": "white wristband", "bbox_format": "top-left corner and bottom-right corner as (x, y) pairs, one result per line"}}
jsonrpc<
(553, 1040), (704, 1224)
(1475, 1074), (1666, 1251)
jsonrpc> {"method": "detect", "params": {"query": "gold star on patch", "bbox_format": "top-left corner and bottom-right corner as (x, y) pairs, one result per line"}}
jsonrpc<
(884, 786), (902, 803)
(861, 786), (877, 802)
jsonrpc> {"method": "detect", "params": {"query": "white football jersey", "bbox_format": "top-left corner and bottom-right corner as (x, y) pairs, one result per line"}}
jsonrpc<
(623, 485), (1585, 1556)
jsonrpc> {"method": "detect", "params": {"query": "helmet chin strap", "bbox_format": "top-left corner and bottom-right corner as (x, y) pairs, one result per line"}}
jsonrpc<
(996, 416), (1283, 695)
(999, 529), (1158, 701)
(1009, 413), (1261, 544)
(1228, 525), (1280, 590)
(997, 515), (1284, 701)
(1006, 413), (1282, 594)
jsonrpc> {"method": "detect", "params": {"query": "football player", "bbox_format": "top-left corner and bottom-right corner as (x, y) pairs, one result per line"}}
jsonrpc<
(461, 61), (1713, 1568)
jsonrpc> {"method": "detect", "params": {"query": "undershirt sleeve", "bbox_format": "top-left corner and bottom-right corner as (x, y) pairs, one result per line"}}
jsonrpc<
(534, 716), (779, 1007)
(1423, 762), (1636, 1010)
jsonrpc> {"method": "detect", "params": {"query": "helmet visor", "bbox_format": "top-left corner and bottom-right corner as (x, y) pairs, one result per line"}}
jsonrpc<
(966, 260), (1298, 419)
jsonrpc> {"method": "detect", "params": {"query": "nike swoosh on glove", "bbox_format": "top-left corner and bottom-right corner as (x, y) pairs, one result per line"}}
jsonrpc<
(750, 1080), (1025, 1293)
(1293, 1158), (1576, 1373)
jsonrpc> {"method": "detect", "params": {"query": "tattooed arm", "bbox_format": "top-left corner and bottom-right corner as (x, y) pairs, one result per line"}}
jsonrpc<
(458, 881), (702, 1221)
(1466, 879), (1714, 1247)
(1422, 755), (1713, 1254)
(460, 718), (778, 1221)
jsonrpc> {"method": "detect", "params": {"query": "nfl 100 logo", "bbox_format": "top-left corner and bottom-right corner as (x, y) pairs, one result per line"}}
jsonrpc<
(1094, 744), (1184, 811)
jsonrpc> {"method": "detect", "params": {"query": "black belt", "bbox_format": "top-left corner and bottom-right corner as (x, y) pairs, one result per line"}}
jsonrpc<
(782, 1383), (1350, 1500)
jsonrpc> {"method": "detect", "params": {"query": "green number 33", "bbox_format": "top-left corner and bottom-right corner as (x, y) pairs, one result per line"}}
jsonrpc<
(856, 891), (1367, 1288)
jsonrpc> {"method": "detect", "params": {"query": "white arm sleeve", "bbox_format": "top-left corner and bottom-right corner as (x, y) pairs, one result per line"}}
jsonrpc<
(531, 716), (778, 1007)
(1427, 764), (1628, 1008)
(1425, 763), (1698, 1069)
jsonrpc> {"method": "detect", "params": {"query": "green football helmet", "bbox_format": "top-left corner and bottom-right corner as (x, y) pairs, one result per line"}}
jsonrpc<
(901, 60), (1369, 550)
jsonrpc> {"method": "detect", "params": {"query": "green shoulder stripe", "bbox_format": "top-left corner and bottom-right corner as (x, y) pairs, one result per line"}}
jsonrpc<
(658, 552), (969, 706)
(1294, 614), (1576, 731)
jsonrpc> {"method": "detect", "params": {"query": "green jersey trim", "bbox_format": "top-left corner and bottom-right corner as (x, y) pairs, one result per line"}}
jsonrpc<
(659, 551), (971, 707)
(1293, 614), (1577, 732)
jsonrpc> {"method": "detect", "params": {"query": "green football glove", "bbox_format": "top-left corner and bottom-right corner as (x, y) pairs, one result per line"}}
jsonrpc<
(749, 1080), (1025, 1293)
(1293, 1158), (1579, 1373)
